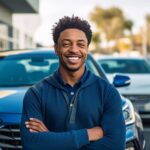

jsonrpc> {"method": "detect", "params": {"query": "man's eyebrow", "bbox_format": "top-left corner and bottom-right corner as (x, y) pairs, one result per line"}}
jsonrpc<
(62, 39), (86, 42)
(62, 39), (71, 42)
(61, 39), (87, 43)
(77, 40), (86, 43)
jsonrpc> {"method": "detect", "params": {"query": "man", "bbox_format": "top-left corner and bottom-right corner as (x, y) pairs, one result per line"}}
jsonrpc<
(21, 16), (125, 150)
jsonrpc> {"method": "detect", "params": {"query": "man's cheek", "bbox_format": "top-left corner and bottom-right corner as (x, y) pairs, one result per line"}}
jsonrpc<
(83, 52), (88, 59)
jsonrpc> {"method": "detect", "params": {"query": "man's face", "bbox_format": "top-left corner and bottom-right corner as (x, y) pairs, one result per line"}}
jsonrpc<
(55, 28), (89, 72)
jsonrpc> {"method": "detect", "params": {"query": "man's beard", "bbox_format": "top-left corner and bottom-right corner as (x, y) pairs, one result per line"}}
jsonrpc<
(61, 62), (83, 72)
(58, 54), (86, 72)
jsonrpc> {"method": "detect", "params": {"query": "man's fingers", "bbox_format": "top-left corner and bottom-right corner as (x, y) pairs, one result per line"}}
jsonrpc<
(26, 122), (43, 131)
(26, 124), (42, 132)
(28, 118), (48, 130)
(29, 121), (47, 131)
(25, 119), (48, 132)
(29, 118), (42, 123)
(26, 120), (41, 126)
(29, 129), (38, 133)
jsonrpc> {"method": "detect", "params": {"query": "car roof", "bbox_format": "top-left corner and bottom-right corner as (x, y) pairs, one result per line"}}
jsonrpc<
(0, 48), (55, 57)
(0, 48), (93, 57)
(97, 56), (146, 61)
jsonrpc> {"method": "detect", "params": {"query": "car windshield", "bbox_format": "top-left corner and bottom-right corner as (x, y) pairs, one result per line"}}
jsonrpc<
(98, 59), (150, 74)
(0, 53), (100, 87)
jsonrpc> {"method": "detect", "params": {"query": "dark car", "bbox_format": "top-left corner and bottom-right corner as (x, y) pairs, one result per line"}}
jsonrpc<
(0, 49), (145, 150)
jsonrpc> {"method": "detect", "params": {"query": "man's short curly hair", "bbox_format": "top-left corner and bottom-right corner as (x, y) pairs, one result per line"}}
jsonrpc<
(52, 16), (92, 45)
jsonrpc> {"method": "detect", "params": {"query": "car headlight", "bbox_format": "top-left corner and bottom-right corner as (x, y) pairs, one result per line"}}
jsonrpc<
(122, 98), (135, 125)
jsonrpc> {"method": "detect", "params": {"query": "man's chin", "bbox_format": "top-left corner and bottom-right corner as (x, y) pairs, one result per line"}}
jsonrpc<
(60, 62), (85, 72)
(64, 64), (84, 72)
(66, 67), (81, 72)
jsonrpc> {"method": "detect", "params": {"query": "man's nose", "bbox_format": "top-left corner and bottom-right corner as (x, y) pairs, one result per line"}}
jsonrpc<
(70, 44), (78, 52)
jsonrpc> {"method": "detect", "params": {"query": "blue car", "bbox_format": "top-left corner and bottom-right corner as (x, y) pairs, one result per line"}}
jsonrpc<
(0, 49), (145, 150)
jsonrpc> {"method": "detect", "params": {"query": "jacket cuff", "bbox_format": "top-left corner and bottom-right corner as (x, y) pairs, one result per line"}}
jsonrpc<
(72, 129), (89, 149)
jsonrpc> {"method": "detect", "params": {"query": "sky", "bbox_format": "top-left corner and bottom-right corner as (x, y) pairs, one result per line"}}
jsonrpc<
(34, 0), (150, 46)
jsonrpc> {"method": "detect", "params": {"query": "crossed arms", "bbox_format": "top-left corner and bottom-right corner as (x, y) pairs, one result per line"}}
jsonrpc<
(21, 87), (126, 150)
(25, 117), (104, 141)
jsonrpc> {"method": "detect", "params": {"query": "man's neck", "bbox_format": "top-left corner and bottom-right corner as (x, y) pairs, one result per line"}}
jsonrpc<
(59, 67), (85, 86)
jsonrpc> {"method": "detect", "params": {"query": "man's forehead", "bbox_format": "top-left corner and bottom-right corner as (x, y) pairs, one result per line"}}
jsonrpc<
(60, 28), (85, 35)
(59, 29), (87, 41)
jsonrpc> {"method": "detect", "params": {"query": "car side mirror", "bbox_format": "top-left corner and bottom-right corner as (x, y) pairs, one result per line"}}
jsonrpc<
(113, 74), (131, 87)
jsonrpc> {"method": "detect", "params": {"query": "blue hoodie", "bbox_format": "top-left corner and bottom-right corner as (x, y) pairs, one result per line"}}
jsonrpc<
(21, 70), (125, 150)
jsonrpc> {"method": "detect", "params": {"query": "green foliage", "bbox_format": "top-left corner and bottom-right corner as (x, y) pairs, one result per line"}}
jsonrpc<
(92, 32), (101, 43)
(89, 6), (133, 41)
(124, 20), (133, 31)
(145, 14), (150, 49)
(91, 32), (101, 50)
(146, 14), (150, 22)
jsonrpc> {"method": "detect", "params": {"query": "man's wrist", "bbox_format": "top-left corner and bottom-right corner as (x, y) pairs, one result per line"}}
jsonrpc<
(87, 128), (93, 141)
(87, 127), (104, 142)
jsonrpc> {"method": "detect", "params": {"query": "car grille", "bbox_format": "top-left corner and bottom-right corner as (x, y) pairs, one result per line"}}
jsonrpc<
(0, 125), (22, 150)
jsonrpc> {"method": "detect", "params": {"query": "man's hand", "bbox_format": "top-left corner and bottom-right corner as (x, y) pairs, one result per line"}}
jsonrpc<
(25, 118), (48, 132)
(87, 126), (104, 142)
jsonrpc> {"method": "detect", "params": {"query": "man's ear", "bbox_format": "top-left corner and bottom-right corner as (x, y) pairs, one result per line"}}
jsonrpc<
(87, 45), (89, 53)
(54, 44), (59, 55)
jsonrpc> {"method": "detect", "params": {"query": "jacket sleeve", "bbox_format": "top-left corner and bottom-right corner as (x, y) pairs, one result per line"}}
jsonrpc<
(20, 88), (89, 150)
(81, 85), (126, 150)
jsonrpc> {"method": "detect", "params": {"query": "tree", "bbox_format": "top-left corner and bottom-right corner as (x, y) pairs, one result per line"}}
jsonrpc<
(146, 15), (150, 53)
(89, 6), (133, 41)
(124, 20), (133, 32)
(92, 32), (101, 49)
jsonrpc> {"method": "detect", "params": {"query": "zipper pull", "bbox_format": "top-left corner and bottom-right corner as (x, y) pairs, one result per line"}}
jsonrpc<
(70, 103), (73, 107)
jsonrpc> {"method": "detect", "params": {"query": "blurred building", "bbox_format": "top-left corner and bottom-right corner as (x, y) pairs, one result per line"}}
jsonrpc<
(13, 14), (41, 49)
(0, 0), (39, 50)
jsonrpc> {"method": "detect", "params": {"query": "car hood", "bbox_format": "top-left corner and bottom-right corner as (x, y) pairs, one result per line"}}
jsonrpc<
(0, 87), (29, 114)
(107, 74), (150, 95)
(0, 85), (126, 114)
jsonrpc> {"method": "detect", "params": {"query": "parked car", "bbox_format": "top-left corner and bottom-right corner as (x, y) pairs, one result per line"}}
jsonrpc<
(97, 56), (150, 122)
(0, 49), (145, 150)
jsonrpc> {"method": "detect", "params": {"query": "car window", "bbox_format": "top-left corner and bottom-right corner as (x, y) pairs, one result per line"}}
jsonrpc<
(98, 59), (150, 74)
(0, 54), (101, 87)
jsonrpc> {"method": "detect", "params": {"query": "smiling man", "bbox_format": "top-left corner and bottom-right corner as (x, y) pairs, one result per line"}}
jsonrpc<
(21, 16), (125, 150)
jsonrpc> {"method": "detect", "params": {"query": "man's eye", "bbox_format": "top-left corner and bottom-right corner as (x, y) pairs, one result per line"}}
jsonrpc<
(63, 43), (70, 47)
(78, 43), (85, 48)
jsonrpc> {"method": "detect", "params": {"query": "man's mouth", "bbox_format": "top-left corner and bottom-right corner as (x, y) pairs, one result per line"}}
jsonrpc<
(66, 56), (81, 63)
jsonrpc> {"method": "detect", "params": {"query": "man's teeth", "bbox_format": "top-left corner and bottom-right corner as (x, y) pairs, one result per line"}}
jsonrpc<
(68, 57), (79, 60)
